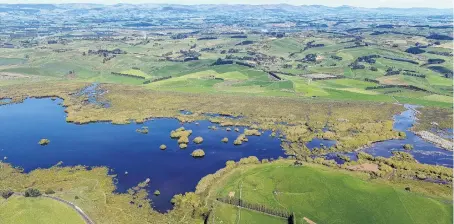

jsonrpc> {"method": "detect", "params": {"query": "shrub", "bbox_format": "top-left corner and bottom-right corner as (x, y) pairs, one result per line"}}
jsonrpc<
(226, 160), (236, 168)
(178, 136), (189, 144)
(154, 190), (160, 196)
(136, 127), (149, 134)
(24, 188), (41, 197)
(193, 137), (204, 144)
(244, 129), (261, 136)
(1, 190), (13, 199)
(191, 149), (205, 158)
(239, 156), (259, 164)
(221, 137), (228, 143)
(160, 144), (167, 150)
(398, 132), (406, 138)
(403, 144), (414, 150)
(179, 143), (187, 149)
(405, 47), (425, 54)
(45, 189), (55, 194)
(75, 196), (79, 200)
(416, 173), (427, 180)
(234, 134), (248, 145)
(322, 131), (335, 140)
(38, 139), (50, 146)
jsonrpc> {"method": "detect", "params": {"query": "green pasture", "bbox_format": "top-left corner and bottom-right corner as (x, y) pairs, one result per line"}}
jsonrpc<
(0, 195), (85, 224)
(212, 162), (453, 224)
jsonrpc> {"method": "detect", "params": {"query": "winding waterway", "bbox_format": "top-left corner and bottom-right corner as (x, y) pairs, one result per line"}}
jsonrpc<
(326, 105), (453, 167)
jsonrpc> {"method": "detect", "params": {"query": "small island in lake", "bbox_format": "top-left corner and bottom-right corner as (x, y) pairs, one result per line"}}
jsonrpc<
(38, 139), (50, 146)
(191, 149), (205, 158)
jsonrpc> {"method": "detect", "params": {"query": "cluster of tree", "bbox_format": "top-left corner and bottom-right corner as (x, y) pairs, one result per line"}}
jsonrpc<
(200, 47), (215, 52)
(428, 66), (453, 78)
(364, 78), (380, 83)
(356, 55), (380, 64)
(427, 58), (445, 64)
(212, 58), (234, 66)
(230, 35), (247, 38)
(217, 197), (292, 218)
(405, 47), (426, 54)
(265, 31), (285, 38)
(349, 62), (365, 69)
(197, 36), (217, 40)
(1, 189), (13, 199)
(330, 55), (343, 61)
(402, 72), (425, 78)
(183, 57), (199, 62)
(427, 51), (453, 57)
(385, 67), (401, 76)
(180, 49), (201, 58)
(111, 72), (145, 79)
(366, 84), (431, 93)
(268, 72), (282, 81)
(426, 34), (453, 40)
(24, 188), (42, 197)
(87, 49), (126, 56)
(383, 56), (418, 65)
(304, 40), (325, 51)
(375, 24), (394, 28)
(225, 54), (254, 61)
(142, 76), (172, 84)
(235, 40), (254, 45)
(303, 53), (317, 62)
(171, 33), (188, 39)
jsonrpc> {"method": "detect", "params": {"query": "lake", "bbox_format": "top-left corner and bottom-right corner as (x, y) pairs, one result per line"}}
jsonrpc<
(0, 98), (285, 212)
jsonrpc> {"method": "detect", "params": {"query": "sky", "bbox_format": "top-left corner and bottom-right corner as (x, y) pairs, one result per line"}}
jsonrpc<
(1, 0), (452, 9)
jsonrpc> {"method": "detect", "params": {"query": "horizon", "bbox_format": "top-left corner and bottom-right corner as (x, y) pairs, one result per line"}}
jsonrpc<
(1, 1), (453, 9)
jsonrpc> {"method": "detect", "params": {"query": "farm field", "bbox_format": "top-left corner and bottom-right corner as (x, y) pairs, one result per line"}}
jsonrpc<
(209, 161), (453, 224)
(0, 195), (85, 224)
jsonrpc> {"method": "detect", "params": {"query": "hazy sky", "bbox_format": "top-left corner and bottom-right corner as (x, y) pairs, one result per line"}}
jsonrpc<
(1, 0), (452, 9)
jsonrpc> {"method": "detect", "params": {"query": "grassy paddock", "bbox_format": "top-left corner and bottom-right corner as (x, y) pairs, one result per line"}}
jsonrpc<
(0, 195), (85, 224)
(207, 161), (453, 224)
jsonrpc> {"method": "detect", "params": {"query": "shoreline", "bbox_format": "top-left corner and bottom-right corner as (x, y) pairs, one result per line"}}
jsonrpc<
(414, 131), (453, 151)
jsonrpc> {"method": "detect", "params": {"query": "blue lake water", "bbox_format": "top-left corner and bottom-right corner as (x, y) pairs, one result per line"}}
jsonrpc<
(306, 138), (337, 149)
(0, 98), (285, 212)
